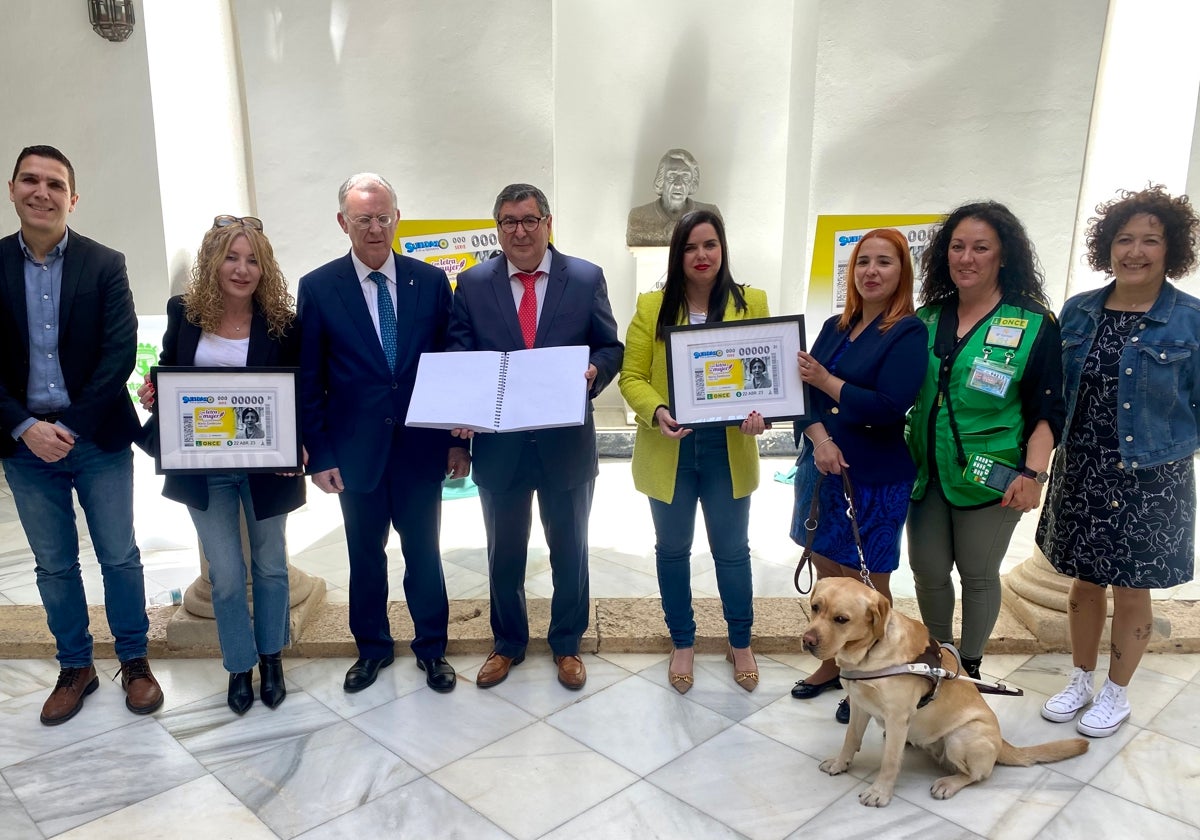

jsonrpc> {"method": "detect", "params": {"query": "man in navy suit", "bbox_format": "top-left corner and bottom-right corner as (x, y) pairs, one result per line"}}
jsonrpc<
(298, 172), (469, 694)
(448, 183), (622, 690)
(0, 145), (162, 724)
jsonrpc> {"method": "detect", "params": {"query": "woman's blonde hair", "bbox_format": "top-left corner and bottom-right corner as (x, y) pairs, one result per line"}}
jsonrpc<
(183, 224), (294, 337)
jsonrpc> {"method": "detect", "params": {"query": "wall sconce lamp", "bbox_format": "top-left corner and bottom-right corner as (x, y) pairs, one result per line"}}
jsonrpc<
(88, 0), (136, 42)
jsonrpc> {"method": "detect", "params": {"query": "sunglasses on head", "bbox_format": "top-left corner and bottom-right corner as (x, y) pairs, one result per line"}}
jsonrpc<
(212, 215), (264, 231)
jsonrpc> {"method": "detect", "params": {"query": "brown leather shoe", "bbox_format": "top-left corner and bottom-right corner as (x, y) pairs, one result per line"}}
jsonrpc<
(476, 651), (524, 688)
(119, 657), (164, 714)
(554, 654), (587, 690)
(40, 665), (99, 726)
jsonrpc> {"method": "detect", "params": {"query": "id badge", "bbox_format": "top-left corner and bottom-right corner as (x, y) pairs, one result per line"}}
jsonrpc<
(965, 357), (1014, 398)
(984, 320), (1026, 349)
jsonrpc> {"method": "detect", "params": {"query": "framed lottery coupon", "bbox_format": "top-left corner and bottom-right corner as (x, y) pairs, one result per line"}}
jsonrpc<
(664, 315), (809, 427)
(151, 367), (301, 474)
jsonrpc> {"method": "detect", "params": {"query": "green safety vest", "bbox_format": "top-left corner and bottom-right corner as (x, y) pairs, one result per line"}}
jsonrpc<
(908, 302), (1046, 508)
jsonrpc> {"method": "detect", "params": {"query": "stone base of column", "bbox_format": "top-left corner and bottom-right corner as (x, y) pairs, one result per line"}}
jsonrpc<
(164, 569), (327, 654)
(1001, 548), (1172, 650)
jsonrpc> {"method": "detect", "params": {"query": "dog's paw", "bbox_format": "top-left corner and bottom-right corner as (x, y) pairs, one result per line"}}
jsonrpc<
(859, 784), (893, 807)
(819, 757), (850, 776)
(930, 775), (970, 800)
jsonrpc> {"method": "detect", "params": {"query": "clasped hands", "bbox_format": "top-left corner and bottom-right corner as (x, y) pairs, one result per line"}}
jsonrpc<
(20, 421), (74, 463)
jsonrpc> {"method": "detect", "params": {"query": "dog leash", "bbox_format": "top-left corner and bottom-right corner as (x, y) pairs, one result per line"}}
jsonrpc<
(794, 470), (874, 594)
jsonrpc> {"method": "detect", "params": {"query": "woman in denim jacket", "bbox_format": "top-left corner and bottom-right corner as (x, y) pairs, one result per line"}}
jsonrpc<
(1037, 186), (1200, 738)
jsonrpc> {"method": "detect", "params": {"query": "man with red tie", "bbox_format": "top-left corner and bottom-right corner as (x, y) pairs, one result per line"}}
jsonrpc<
(447, 184), (623, 690)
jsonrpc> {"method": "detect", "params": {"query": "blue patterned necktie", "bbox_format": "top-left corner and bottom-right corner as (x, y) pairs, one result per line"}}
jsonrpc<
(368, 271), (397, 372)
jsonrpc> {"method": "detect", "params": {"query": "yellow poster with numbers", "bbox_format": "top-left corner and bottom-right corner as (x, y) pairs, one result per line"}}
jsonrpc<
(394, 220), (501, 288)
(807, 214), (944, 323)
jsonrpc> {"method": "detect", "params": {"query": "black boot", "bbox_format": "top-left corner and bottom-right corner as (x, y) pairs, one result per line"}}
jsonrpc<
(228, 670), (254, 715)
(259, 652), (286, 709)
(960, 655), (982, 680)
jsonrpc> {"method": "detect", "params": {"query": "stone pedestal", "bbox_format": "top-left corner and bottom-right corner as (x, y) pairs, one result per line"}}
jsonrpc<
(628, 245), (669, 297)
(624, 246), (670, 425)
(164, 509), (326, 653)
(1000, 547), (1171, 649)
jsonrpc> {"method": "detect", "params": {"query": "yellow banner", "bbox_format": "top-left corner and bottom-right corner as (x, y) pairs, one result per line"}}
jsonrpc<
(394, 220), (499, 287)
(806, 214), (944, 323)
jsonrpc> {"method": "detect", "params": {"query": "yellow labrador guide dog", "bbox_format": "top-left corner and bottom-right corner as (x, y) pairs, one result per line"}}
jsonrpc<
(803, 578), (1087, 807)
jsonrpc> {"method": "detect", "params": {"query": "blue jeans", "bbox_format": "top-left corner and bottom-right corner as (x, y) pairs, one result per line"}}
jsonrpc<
(3, 439), (148, 667)
(188, 474), (290, 673)
(648, 428), (753, 648)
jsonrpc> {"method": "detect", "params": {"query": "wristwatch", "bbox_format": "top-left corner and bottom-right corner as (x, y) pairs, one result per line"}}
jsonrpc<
(1019, 466), (1049, 485)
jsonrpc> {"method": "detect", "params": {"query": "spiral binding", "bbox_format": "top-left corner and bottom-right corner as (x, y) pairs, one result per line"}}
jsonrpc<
(493, 352), (510, 429)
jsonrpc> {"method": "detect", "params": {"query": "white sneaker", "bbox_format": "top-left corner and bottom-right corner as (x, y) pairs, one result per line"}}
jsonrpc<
(1077, 679), (1131, 738)
(1041, 667), (1094, 722)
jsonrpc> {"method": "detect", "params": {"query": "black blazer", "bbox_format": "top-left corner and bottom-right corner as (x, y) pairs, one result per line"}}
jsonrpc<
(152, 295), (305, 520)
(0, 229), (141, 457)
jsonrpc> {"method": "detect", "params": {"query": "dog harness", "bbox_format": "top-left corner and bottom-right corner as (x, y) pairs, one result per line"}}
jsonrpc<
(839, 638), (1024, 705)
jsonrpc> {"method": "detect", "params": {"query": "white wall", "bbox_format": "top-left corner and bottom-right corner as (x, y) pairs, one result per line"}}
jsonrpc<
(806, 0), (1107, 309)
(778, 2), (821, 318)
(553, 0), (796, 333)
(0, 0), (167, 308)
(232, 0), (554, 282)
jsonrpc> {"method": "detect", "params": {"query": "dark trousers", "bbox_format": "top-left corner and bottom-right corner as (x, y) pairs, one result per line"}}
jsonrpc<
(339, 440), (449, 660)
(479, 443), (593, 658)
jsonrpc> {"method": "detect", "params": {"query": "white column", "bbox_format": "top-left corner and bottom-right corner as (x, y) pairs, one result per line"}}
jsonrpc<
(1065, 0), (1200, 299)
(142, 0), (252, 304)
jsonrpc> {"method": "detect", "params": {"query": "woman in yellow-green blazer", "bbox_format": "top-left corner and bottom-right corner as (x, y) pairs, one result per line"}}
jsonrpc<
(619, 210), (769, 694)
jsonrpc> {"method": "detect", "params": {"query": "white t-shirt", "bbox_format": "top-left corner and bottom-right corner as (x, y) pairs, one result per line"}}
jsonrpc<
(194, 333), (250, 367)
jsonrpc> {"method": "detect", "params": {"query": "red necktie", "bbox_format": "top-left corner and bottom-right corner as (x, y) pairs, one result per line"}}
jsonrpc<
(516, 272), (539, 349)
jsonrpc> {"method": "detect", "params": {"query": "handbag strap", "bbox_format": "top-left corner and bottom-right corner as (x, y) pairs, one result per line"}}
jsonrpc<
(793, 469), (875, 595)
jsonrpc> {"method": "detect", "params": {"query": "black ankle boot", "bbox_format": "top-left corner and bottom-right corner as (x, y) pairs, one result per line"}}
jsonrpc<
(259, 652), (286, 709)
(228, 670), (254, 715)
(960, 655), (982, 680)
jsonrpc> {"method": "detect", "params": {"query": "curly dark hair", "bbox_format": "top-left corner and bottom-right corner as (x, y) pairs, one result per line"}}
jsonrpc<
(1085, 185), (1199, 279)
(919, 200), (1048, 307)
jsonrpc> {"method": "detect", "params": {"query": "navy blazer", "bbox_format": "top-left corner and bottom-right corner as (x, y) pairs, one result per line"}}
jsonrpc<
(0, 229), (141, 457)
(798, 313), (927, 484)
(446, 246), (623, 492)
(298, 251), (455, 493)
(150, 295), (306, 520)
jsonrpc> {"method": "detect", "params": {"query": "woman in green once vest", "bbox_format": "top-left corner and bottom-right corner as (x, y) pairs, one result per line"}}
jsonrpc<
(907, 201), (1066, 679)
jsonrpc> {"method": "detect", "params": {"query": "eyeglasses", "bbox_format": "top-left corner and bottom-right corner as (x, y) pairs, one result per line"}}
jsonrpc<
(497, 216), (546, 234)
(213, 215), (264, 231)
(347, 214), (396, 230)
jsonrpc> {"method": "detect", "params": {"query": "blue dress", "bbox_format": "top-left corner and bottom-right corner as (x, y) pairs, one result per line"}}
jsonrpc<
(789, 314), (927, 573)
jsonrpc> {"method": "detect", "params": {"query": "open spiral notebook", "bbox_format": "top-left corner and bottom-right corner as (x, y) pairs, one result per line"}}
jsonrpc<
(405, 345), (590, 433)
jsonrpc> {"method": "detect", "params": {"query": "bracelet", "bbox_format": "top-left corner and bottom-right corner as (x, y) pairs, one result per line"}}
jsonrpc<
(813, 437), (834, 452)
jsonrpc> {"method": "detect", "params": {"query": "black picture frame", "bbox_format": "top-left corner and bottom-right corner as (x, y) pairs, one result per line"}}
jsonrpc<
(151, 366), (301, 474)
(664, 315), (810, 427)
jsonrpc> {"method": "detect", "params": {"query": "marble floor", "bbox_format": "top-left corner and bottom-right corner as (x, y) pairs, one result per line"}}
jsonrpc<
(1, 456), (1199, 838)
